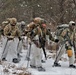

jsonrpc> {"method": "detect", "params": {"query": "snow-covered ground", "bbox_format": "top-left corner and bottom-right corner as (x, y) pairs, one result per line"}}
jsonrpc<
(0, 44), (76, 75)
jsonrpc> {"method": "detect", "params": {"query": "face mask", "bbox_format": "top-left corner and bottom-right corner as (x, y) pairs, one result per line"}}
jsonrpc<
(42, 24), (46, 28)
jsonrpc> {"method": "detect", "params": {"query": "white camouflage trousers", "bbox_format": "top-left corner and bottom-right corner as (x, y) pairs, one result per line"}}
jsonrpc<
(56, 44), (75, 65)
(30, 42), (42, 67)
(0, 36), (7, 59)
(2, 37), (19, 61)
(17, 40), (23, 54)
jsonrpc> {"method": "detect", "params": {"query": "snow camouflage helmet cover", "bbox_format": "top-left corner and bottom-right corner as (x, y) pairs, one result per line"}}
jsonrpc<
(10, 18), (17, 25)
(33, 17), (42, 24)
(69, 21), (75, 26)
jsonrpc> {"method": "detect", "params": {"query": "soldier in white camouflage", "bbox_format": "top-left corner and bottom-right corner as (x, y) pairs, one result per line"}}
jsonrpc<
(26, 17), (59, 71)
(0, 18), (11, 60)
(54, 21), (76, 68)
(2, 18), (21, 63)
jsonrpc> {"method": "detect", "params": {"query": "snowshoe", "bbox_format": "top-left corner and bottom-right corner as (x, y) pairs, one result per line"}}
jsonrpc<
(53, 62), (61, 67)
(12, 58), (19, 63)
(37, 66), (46, 71)
(69, 64), (76, 68)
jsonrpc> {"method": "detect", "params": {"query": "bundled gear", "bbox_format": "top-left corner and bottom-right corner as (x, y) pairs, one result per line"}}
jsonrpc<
(33, 17), (42, 24)
(0, 18), (12, 36)
(2, 21), (9, 25)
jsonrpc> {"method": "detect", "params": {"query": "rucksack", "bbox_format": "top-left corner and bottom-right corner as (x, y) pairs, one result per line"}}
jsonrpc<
(56, 24), (69, 36)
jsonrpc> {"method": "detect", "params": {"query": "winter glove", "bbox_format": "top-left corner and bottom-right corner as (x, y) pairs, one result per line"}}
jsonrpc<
(30, 31), (34, 36)
(54, 39), (59, 43)
(65, 44), (68, 49)
(8, 33), (11, 36)
(18, 37), (22, 41)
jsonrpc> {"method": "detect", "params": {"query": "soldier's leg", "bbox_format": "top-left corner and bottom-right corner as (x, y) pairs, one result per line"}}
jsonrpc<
(25, 44), (31, 60)
(36, 48), (42, 67)
(30, 43), (45, 71)
(8, 38), (19, 63)
(69, 47), (76, 68)
(2, 40), (10, 61)
(0, 36), (7, 59)
(22, 36), (27, 50)
(30, 44), (36, 67)
(54, 44), (66, 66)
(1, 36), (7, 53)
(41, 49), (46, 63)
(36, 47), (45, 71)
(17, 40), (23, 57)
(12, 38), (19, 58)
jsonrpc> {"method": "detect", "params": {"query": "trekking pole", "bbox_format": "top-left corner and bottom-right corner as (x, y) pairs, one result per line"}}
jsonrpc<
(26, 43), (31, 69)
(52, 43), (64, 67)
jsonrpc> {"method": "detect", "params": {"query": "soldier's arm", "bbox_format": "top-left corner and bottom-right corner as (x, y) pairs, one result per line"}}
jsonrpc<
(46, 29), (59, 43)
(16, 27), (21, 37)
(4, 25), (14, 39)
(46, 29), (55, 41)
(4, 25), (9, 36)
(15, 26), (22, 41)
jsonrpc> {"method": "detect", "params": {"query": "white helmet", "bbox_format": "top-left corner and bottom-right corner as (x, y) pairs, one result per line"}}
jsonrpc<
(69, 21), (75, 26)
(21, 21), (25, 26)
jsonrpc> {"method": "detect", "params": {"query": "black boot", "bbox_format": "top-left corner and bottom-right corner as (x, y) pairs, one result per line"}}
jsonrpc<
(2, 58), (7, 61)
(12, 58), (19, 63)
(30, 65), (36, 68)
(69, 64), (76, 68)
(17, 53), (22, 58)
(54, 62), (61, 67)
(41, 60), (45, 63)
(37, 66), (46, 71)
